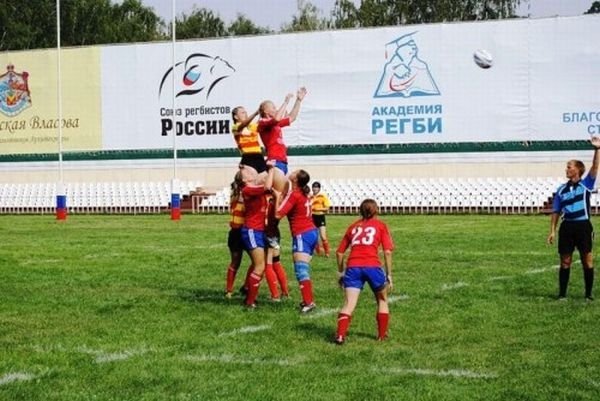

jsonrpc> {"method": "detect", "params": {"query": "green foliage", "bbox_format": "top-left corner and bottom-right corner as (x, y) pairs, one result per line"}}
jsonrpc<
(281, 0), (328, 32)
(175, 7), (226, 40)
(227, 14), (271, 36)
(585, 1), (600, 14)
(331, 0), (525, 28)
(1, 214), (599, 400)
(0, 0), (164, 50)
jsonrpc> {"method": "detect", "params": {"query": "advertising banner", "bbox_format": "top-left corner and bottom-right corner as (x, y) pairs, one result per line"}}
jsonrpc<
(0, 48), (102, 154)
(2, 15), (599, 155)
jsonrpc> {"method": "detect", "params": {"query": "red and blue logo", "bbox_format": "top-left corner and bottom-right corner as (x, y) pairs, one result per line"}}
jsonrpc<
(159, 53), (235, 99)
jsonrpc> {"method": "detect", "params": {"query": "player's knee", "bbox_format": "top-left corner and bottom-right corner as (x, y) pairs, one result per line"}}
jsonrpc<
(294, 261), (310, 281)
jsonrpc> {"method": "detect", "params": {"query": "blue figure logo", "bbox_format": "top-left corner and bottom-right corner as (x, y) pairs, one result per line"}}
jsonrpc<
(374, 32), (440, 98)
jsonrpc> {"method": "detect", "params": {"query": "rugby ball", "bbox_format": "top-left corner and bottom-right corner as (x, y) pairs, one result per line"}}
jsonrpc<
(473, 49), (493, 69)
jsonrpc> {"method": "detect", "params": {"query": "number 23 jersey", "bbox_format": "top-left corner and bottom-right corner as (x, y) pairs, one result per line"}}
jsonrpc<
(337, 217), (394, 268)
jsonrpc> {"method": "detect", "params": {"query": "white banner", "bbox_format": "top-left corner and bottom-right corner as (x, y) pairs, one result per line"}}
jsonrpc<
(98, 15), (600, 151)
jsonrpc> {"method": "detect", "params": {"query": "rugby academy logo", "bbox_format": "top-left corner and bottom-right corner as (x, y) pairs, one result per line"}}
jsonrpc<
(158, 53), (235, 99)
(373, 32), (440, 98)
(0, 64), (32, 117)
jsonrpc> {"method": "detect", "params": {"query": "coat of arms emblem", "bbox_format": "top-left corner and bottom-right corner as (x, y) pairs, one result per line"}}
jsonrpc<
(0, 64), (31, 117)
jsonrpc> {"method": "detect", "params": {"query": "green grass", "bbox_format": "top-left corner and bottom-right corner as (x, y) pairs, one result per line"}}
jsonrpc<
(1, 214), (599, 401)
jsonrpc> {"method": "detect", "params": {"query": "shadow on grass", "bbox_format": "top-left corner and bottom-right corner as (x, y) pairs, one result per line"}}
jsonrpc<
(176, 287), (291, 311)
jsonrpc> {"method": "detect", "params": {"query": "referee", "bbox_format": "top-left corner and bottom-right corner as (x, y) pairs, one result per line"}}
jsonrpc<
(548, 137), (600, 301)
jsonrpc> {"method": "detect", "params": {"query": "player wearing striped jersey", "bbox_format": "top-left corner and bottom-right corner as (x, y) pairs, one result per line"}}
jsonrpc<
(231, 107), (267, 186)
(273, 169), (319, 313)
(311, 181), (331, 257)
(334, 199), (394, 344)
(224, 173), (250, 298)
(548, 137), (600, 301)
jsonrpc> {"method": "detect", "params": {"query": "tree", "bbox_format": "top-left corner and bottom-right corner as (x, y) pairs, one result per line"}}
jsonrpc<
(175, 7), (226, 40)
(331, 0), (525, 28)
(0, 0), (165, 51)
(227, 14), (271, 36)
(585, 1), (600, 14)
(330, 0), (360, 29)
(109, 0), (165, 43)
(281, 0), (328, 32)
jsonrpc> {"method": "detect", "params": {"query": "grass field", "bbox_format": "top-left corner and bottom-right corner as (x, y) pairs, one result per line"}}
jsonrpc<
(1, 214), (599, 401)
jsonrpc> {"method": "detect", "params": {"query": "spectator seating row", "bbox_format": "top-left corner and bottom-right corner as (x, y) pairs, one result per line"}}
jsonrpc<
(0, 181), (202, 214)
(191, 176), (578, 214)
(2, 176), (592, 215)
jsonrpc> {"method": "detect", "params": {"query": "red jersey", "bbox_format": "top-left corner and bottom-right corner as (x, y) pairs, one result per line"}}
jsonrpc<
(258, 117), (290, 163)
(277, 189), (316, 236)
(337, 217), (394, 268)
(241, 185), (267, 231)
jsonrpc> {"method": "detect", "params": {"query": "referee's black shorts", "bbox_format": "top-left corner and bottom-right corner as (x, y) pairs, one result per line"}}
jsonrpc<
(240, 153), (267, 174)
(312, 214), (326, 227)
(558, 220), (594, 255)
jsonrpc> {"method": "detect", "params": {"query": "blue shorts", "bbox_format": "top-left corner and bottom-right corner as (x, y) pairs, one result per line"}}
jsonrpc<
(292, 228), (319, 255)
(343, 267), (387, 292)
(275, 160), (288, 175)
(241, 227), (265, 251)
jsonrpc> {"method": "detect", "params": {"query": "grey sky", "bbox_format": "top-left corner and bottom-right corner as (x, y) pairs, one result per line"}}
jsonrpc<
(125, 0), (596, 28)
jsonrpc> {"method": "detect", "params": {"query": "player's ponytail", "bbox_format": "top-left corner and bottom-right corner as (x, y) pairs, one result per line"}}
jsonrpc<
(359, 199), (378, 220)
(296, 170), (311, 195)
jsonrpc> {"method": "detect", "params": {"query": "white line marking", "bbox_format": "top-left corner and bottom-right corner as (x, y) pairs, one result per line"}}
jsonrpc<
(524, 266), (557, 275)
(219, 324), (272, 337)
(487, 275), (514, 281)
(441, 282), (469, 291)
(184, 354), (302, 366)
(388, 294), (410, 303)
(306, 307), (337, 319)
(76, 346), (147, 363)
(381, 367), (498, 379)
(0, 372), (36, 386)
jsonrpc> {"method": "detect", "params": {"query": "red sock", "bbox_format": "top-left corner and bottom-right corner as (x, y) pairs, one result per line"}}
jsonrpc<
(322, 240), (330, 256)
(243, 264), (254, 290)
(245, 272), (262, 305)
(299, 279), (314, 305)
(226, 264), (237, 293)
(273, 262), (289, 296)
(336, 313), (352, 338)
(264, 264), (280, 299)
(376, 312), (390, 339)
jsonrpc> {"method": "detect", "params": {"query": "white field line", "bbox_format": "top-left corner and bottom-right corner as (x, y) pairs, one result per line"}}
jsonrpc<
(183, 354), (302, 366)
(388, 294), (410, 303)
(441, 282), (469, 291)
(524, 266), (559, 275)
(0, 372), (36, 386)
(219, 324), (272, 337)
(381, 367), (498, 379)
(487, 275), (514, 281)
(306, 294), (409, 320)
(306, 307), (338, 319)
(76, 346), (147, 363)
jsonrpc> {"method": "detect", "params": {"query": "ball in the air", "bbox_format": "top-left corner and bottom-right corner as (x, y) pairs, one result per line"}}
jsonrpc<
(473, 49), (493, 69)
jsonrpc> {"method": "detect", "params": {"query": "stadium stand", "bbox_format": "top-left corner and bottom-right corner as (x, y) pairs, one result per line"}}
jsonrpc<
(2, 176), (597, 215)
(0, 181), (203, 214)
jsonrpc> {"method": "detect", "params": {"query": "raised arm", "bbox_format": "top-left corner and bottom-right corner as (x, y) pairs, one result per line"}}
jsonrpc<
(588, 136), (600, 179)
(274, 93), (293, 121)
(287, 87), (307, 124)
(234, 109), (259, 134)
